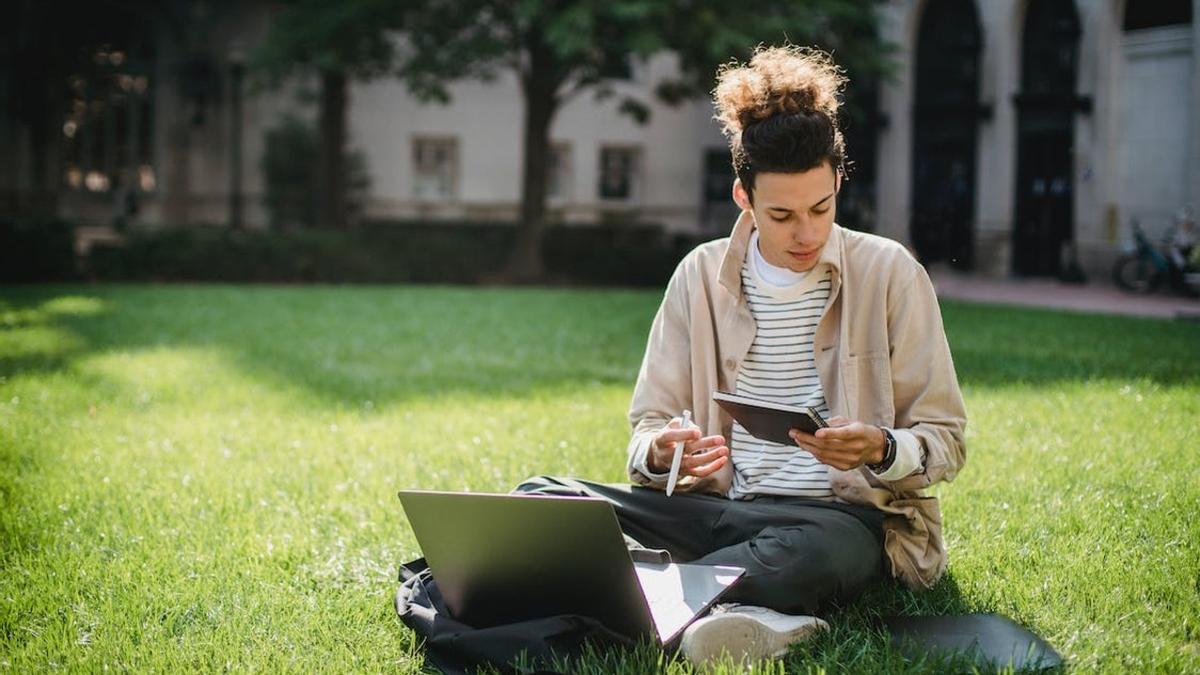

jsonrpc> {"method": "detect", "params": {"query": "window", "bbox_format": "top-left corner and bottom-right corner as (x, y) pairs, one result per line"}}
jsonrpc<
(546, 143), (572, 200)
(703, 149), (734, 203)
(700, 147), (741, 232)
(600, 54), (635, 81)
(598, 146), (641, 200)
(412, 137), (458, 200)
(61, 43), (156, 195)
(1123, 1), (1191, 30)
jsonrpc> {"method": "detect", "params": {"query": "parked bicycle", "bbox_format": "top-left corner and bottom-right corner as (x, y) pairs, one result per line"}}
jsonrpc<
(1112, 217), (1200, 297)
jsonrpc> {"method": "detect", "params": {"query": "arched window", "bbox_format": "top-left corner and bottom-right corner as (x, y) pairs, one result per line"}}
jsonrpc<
(910, 0), (984, 270)
(1012, 0), (1084, 278)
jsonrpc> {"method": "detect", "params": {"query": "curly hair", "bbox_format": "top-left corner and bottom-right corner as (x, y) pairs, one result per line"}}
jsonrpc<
(711, 45), (848, 200)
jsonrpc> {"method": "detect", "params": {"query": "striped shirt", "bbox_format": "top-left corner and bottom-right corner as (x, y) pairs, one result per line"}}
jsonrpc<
(728, 231), (834, 500)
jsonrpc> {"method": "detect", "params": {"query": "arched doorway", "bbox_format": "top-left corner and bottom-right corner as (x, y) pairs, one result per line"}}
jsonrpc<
(1012, 0), (1086, 277)
(910, 0), (983, 270)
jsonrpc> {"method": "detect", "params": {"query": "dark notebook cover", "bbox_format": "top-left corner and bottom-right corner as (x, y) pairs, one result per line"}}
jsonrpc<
(712, 391), (827, 446)
(883, 613), (1063, 671)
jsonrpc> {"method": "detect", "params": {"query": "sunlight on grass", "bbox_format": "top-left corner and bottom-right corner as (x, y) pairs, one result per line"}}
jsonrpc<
(1, 285), (1198, 672)
(949, 378), (1200, 670)
(0, 324), (84, 362)
(40, 296), (109, 317)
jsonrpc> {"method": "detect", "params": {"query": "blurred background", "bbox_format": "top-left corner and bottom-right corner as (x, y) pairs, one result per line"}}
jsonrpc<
(1, 0), (1196, 287)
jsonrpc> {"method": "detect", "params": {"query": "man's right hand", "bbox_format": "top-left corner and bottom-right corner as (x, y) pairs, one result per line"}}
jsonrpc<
(647, 418), (729, 478)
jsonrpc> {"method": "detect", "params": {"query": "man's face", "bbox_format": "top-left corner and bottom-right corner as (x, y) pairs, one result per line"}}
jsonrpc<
(733, 163), (840, 273)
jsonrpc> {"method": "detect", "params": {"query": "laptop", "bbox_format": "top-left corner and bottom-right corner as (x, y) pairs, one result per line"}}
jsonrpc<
(398, 489), (745, 645)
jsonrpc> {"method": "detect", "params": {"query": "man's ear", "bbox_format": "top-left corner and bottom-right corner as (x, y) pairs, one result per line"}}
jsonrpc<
(732, 179), (752, 211)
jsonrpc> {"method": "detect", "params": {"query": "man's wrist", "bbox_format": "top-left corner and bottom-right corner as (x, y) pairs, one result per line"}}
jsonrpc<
(868, 427), (886, 465)
(646, 447), (665, 473)
(866, 427), (897, 472)
(634, 436), (672, 481)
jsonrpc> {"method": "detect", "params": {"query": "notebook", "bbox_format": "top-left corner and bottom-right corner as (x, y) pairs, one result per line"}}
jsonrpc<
(713, 390), (828, 445)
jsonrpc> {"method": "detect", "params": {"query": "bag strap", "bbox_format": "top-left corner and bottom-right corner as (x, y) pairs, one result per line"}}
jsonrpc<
(399, 557), (429, 582)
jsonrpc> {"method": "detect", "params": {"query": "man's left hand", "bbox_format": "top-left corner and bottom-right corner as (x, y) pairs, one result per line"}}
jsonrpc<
(789, 416), (885, 470)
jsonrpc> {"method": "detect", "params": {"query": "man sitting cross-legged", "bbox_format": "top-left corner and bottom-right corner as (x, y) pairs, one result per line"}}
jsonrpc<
(516, 44), (967, 667)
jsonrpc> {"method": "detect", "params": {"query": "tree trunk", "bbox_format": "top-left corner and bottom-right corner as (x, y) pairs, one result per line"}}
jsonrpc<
(228, 60), (245, 231)
(316, 69), (347, 229)
(504, 35), (561, 282)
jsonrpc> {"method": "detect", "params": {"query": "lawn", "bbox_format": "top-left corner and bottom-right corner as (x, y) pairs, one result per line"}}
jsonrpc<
(1, 284), (1198, 673)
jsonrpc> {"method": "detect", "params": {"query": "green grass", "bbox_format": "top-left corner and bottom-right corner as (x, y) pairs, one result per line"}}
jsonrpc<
(1, 284), (1198, 673)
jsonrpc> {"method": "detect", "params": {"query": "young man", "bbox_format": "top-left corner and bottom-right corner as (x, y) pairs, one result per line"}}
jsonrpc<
(516, 45), (967, 666)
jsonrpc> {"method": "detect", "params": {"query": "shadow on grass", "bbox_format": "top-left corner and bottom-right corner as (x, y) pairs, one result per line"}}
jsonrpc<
(497, 572), (1061, 674)
(0, 285), (654, 408)
(789, 571), (1064, 674)
(2, 287), (1198, 414)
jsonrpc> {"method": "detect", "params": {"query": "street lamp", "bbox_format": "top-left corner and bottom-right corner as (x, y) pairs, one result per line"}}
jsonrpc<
(228, 45), (245, 231)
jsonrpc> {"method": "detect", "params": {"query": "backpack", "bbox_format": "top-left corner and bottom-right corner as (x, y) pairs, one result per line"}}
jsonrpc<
(395, 558), (635, 674)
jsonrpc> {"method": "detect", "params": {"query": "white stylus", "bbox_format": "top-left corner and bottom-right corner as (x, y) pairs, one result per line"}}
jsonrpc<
(665, 409), (691, 497)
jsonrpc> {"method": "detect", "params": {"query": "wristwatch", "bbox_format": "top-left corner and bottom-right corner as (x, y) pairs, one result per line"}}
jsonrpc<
(866, 427), (897, 473)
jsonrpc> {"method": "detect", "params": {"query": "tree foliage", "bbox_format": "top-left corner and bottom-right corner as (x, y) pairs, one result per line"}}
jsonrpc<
(247, 0), (889, 270)
(388, 0), (889, 278)
(250, 0), (401, 85)
(251, 0), (404, 230)
(391, 1), (890, 135)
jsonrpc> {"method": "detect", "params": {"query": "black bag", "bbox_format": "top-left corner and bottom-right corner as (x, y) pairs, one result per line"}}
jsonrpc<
(395, 558), (636, 674)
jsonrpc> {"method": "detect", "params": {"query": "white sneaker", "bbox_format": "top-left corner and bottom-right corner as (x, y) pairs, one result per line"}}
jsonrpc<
(679, 603), (829, 667)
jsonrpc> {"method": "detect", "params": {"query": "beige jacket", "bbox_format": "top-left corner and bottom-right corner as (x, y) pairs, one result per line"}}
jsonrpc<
(625, 211), (967, 590)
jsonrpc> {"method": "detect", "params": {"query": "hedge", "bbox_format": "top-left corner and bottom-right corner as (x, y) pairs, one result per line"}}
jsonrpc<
(73, 220), (708, 286)
(0, 218), (80, 282)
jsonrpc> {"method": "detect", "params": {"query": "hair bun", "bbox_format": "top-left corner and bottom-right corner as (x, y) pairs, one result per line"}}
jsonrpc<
(738, 88), (822, 129)
(713, 45), (846, 139)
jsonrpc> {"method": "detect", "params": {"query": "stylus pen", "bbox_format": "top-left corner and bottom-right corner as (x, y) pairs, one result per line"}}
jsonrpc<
(665, 409), (691, 497)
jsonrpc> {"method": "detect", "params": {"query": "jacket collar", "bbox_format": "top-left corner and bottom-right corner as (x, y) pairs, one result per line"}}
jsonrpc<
(718, 210), (845, 298)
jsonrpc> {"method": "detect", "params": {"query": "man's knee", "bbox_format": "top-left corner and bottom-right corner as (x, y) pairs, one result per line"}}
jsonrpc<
(777, 545), (837, 588)
(740, 524), (881, 613)
(798, 526), (880, 582)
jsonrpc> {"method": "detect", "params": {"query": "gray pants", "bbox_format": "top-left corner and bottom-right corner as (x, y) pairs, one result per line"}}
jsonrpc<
(513, 476), (887, 616)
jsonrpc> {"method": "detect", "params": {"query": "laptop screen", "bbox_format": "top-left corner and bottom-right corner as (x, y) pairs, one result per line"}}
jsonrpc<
(398, 490), (658, 639)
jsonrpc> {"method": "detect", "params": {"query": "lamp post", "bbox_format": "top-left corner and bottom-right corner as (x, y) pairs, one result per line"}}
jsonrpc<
(228, 46), (245, 231)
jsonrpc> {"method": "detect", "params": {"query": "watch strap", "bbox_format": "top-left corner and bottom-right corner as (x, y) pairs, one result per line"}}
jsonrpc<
(867, 427), (897, 473)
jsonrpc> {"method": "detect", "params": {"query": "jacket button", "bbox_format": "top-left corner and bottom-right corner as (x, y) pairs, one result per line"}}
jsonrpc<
(725, 358), (736, 370)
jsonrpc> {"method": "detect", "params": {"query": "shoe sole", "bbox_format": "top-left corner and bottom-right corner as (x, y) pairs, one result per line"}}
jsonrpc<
(680, 613), (828, 666)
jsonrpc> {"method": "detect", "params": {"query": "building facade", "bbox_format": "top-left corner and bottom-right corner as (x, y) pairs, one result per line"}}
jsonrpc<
(876, 0), (1198, 278)
(3, 0), (1195, 281)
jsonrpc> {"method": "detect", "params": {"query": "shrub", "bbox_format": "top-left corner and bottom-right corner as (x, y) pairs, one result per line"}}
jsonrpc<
(261, 114), (371, 229)
(85, 220), (708, 286)
(0, 218), (78, 282)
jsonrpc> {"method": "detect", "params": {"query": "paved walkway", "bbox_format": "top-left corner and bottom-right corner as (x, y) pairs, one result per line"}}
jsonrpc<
(928, 268), (1200, 320)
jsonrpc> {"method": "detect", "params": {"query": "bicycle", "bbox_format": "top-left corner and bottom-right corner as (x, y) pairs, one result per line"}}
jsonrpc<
(1112, 220), (1200, 296)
